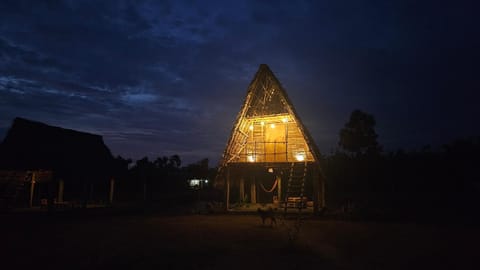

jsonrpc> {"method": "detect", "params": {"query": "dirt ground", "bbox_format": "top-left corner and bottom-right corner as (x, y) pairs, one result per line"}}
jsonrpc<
(1, 212), (478, 269)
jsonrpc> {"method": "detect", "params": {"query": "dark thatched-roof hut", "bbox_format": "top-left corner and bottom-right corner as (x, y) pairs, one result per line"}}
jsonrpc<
(0, 117), (115, 207)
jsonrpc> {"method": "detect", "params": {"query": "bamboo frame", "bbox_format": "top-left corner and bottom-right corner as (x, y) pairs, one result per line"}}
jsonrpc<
(216, 64), (327, 212)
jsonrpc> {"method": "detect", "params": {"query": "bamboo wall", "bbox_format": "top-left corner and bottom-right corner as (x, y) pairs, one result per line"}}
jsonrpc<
(226, 113), (314, 163)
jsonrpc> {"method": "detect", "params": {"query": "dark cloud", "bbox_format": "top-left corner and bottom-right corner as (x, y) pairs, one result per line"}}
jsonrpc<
(0, 0), (479, 164)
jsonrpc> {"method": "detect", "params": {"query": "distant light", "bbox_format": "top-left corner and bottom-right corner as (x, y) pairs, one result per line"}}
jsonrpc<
(247, 155), (255, 162)
(260, 121), (265, 126)
(188, 178), (208, 189)
(268, 168), (274, 173)
(249, 125), (254, 131)
(270, 123), (275, 128)
(295, 153), (305, 161)
(282, 117), (288, 123)
(190, 179), (200, 186)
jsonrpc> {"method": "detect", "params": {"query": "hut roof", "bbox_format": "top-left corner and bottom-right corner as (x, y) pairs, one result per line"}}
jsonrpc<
(0, 117), (114, 178)
(219, 64), (322, 166)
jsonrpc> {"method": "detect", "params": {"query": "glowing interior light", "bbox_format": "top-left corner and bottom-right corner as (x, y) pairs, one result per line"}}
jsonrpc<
(260, 121), (265, 126)
(247, 155), (255, 162)
(295, 153), (305, 161)
(282, 117), (288, 123)
(270, 123), (275, 128)
(205, 180), (208, 183)
(249, 125), (254, 131)
(268, 168), (274, 173)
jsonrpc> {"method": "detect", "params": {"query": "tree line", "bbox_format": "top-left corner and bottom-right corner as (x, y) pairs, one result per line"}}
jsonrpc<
(323, 109), (480, 222)
(111, 155), (217, 203)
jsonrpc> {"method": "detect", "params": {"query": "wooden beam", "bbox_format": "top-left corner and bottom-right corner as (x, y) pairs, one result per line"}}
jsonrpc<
(250, 177), (257, 204)
(29, 172), (36, 208)
(313, 166), (320, 215)
(109, 178), (115, 204)
(58, 179), (64, 203)
(321, 174), (326, 208)
(277, 174), (282, 202)
(225, 166), (230, 210)
(239, 178), (245, 203)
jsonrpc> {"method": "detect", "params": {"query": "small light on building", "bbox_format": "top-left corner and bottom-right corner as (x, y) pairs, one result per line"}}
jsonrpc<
(270, 123), (275, 128)
(282, 117), (288, 123)
(268, 168), (274, 173)
(249, 125), (254, 131)
(247, 155), (255, 162)
(295, 153), (305, 161)
(260, 121), (265, 126)
(188, 178), (209, 189)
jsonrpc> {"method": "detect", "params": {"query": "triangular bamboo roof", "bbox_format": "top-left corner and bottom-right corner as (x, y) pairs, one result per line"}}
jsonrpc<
(219, 64), (322, 168)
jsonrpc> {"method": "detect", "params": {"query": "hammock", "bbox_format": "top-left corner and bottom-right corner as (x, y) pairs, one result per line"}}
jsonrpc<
(260, 178), (278, 193)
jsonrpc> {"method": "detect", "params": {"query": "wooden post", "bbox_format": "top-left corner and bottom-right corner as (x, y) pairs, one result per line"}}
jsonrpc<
(250, 177), (257, 204)
(225, 166), (230, 210)
(239, 178), (245, 202)
(29, 172), (36, 208)
(89, 183), (94, 201)
(143, 182), (147, 202)
(277, 175), (282, 201)
(313, 166), (320, 215)
(109, 178), (115, 204)
(321, 174), (326, 208)
(58, 179), (64, 203)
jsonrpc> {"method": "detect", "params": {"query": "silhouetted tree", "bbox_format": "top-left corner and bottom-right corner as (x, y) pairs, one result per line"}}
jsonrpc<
(185, 158), (209, 179)
(168, 155), (181, 169)
(112, 155), (132, 180)
(154, 156), (168, 169)
(339, 109), (381, 156)
(134, 157), (155, 201)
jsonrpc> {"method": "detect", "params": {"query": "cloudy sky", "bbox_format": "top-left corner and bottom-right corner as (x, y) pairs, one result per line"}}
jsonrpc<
(0, 0), (478, 164)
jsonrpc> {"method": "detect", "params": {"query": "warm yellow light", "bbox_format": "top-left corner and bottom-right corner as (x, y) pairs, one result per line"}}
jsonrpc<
(270, 123), (275, 128)
(260, 121), (265, 126)
(268, 168), (273, 173)
(247, 155), (255, 162)
(295, 153), (305, 161)
(249, 125), (253, 131)
(282, 117), (288, 123)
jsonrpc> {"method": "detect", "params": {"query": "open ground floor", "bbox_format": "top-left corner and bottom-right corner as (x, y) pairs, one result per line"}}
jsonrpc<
(219, 162), (325, 213)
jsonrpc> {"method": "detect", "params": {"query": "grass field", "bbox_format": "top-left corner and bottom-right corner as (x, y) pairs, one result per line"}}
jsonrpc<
(1, 211), (478, 269)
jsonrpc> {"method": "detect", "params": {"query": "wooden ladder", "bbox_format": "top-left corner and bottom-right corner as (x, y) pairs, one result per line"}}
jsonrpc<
(283, 161), (308, 215)
(281, 162), (308, 243)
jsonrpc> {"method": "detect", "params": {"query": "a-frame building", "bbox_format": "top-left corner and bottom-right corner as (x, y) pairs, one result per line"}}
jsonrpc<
(217, 64), (326, 214)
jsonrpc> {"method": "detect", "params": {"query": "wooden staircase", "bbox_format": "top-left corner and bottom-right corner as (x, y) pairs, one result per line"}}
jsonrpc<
(284, 162), (308, 213)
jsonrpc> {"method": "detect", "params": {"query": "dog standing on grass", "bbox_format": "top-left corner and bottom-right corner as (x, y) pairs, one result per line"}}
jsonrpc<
(257, 207), (276, 227)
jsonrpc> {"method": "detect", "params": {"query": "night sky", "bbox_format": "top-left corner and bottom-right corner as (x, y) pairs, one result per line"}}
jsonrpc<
(1, 0), (478, 164)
